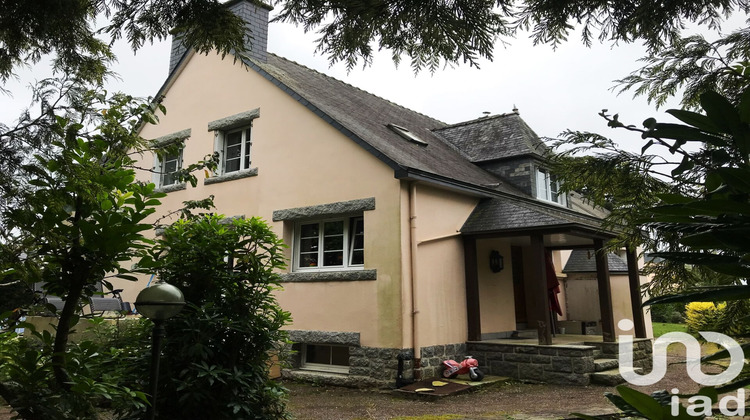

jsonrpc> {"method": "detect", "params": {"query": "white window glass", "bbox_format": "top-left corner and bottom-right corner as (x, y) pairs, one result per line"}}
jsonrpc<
(160, 150), (182, 186)
(536, 168), (566, 206)
(295, 216), (364, 271)
(223, 127), (252, 174)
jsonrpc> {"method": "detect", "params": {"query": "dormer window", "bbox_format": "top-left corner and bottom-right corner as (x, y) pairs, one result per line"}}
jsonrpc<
(536, 168), (567, 206)
(387, 124), (427, 146)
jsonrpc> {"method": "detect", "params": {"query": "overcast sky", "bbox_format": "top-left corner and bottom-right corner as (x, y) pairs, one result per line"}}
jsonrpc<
(3, 12), (748, 156)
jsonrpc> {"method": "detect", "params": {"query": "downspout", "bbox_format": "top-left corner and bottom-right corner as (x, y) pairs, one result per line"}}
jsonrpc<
(408, 182), (421, 379)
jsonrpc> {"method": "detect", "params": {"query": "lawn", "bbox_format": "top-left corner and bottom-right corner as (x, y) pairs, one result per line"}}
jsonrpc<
(652, 321), (687, 337)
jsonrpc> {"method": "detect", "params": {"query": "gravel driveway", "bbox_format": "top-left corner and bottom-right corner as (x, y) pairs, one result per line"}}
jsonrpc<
(0, 347), (732, 419)
(287, 348), (725, 420)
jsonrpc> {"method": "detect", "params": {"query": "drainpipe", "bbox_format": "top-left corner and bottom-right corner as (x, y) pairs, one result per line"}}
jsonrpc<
(408, 182), (421, 379)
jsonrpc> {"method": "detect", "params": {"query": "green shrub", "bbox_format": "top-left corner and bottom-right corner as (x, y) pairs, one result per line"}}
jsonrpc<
(649, 302), (685, 324)
(685, 302), (725, 334)
(0, 319), (150, 420)
(148, 215), (292, 420)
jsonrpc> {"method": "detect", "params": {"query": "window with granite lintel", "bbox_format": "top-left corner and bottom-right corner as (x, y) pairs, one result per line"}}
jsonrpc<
(206, 108), (260, 184)
(273, 198), (376, 279)
(151, 129), (190, 192)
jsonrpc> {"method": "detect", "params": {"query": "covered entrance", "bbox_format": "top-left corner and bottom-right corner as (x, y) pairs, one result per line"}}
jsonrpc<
(461, 197), (649, 345)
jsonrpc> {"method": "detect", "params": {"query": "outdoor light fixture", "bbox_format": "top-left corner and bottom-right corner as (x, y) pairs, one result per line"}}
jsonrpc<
(489, 250), (504, 273)
(135, 283), (185, 420)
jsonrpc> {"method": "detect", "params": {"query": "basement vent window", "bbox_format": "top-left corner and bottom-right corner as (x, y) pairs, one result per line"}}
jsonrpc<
(302, 344), (350, 373)
(387, 123), (428, 146)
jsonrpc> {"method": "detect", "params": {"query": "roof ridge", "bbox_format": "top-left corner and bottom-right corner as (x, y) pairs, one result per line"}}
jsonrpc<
(434, 111), (519, 131)
(266, 53), (447, 128)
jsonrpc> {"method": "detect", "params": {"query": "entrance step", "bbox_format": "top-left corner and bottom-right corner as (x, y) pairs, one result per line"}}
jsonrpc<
(510, 329), (538, 339)
(590, 368), (626, 386)
(594, 358), (619, 372)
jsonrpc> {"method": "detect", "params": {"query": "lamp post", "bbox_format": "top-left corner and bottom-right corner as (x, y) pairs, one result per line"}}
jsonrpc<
(135, 283), (185, 420)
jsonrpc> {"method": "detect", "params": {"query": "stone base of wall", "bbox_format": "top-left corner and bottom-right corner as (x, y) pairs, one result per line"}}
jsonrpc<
(468, 338), (654, 386)
(585, 339), (653, 370)
(416, 343), (468, 379)
(468, 342), (596, 385)
(286, 343), (414, 388)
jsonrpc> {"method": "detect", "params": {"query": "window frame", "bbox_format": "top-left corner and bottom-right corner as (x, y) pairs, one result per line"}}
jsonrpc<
(293, 215), (365, 272)
(157, 149), (183, 187)
(219, 125), (253, 175)
(535, 168), (567, 206)
(301, 344), (350, 374)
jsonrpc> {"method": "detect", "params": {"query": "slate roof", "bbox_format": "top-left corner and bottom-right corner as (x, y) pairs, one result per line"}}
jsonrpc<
(158, 47), (612, 235)
(460, 197), (608, 234)
(246, 54), (525, 197)
(562, 249), (629, 273)
(434, 113), (549, 163)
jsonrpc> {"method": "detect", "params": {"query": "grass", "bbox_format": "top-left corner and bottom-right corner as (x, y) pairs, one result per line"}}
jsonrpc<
(652, 322), (687, 337)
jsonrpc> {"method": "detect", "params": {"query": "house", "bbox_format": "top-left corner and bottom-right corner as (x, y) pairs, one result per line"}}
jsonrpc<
(125, 0), (654, 387)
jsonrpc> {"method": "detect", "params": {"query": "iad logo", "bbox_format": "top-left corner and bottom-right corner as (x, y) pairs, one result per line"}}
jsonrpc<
(618, 319), (747, 416)
(618, 318), (743, 386)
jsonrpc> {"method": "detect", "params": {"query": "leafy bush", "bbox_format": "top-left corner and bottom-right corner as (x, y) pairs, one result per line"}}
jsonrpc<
(0, 319), (150, 420)
(147, 215), (292, 420)
(684, 302), (726, 334)
(649, 302), (685, 324)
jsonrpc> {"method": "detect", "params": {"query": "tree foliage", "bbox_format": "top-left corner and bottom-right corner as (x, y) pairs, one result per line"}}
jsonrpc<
(0, 0), (247, 84)
(0, 83), (217, 415)
(0, 0), (748, 79)
(617, 29), (750, 110)
(147, 215), (291, 419)
(559, 86), (750, 418)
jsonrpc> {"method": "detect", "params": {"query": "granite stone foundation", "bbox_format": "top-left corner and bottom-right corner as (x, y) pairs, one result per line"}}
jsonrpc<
(467, 338), (653, 386)
(415, 343), (468, 379)
(283, 330), (415, 388)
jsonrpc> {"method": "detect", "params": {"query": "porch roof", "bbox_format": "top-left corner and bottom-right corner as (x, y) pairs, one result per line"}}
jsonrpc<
(563, 249), (629, 273)
(460, 197), (613, 238)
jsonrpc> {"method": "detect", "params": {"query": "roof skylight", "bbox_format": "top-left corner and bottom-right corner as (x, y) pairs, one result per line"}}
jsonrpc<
(387, 123), (428, 146)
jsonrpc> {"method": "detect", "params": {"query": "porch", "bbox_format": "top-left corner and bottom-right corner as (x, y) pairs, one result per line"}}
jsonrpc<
(466, 334), (653, 386)
(461, 198), (651, 346)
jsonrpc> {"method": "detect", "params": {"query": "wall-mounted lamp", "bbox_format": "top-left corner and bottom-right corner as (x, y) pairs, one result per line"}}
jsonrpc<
(489, 250), (504, 273)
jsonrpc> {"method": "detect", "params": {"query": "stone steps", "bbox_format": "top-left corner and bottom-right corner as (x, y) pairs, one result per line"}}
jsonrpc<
(590, 368), (626, 386)
(594, 358), (619, 372)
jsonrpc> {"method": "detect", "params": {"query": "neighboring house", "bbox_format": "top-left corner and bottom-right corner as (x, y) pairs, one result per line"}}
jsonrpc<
(125, 0), (653, 387)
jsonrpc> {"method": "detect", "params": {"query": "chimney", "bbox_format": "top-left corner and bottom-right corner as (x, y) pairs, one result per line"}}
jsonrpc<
(168, 0), (273, 74)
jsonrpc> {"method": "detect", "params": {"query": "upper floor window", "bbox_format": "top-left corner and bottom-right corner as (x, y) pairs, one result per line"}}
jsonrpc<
(222, 126), (252, 174)
(536, 168), (567, 206)
(158, 150), (182, 187)
(151, 128), (190, 190)
(294, 216), (364, 271)
(207, 108), (260, 181)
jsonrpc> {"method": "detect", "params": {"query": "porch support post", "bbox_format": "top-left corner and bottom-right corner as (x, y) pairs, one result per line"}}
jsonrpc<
(626, 247), (647, 338)
(594, 239), (616, 342)
(463, 236), (481, 341)
(530, 234), (552, 345)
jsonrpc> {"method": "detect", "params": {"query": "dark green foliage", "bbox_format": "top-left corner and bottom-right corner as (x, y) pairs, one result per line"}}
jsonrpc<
(617, 30), (750, 110)
(1, 0), (748, 79)
(149, 215), (291, 419)
(562, 86), (750, 418)
(0, 319), (152, 420)
(0, 83), (217, 414)
(0, 0), (247, 84)
(648, 302), (685, 324)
